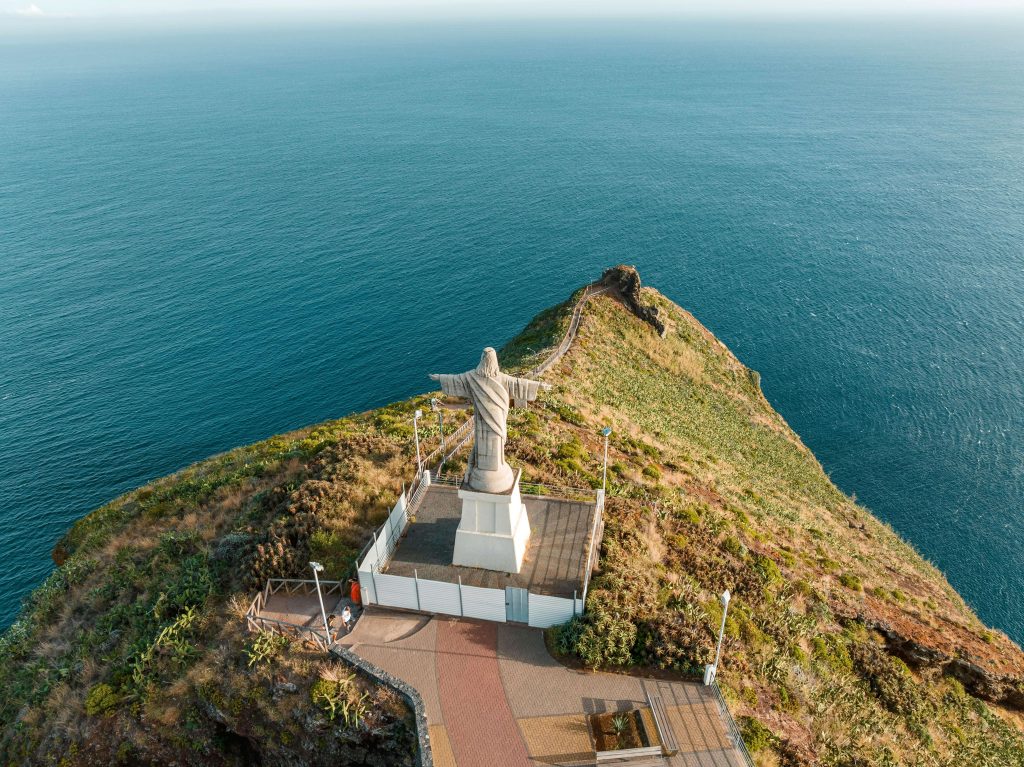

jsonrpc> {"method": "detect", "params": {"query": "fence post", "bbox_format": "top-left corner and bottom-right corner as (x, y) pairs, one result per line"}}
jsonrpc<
(573, 590), (578, 617)
(414, 569), (421, 611)
(458, 576), (464, 617)
(370, 564), (378, 606)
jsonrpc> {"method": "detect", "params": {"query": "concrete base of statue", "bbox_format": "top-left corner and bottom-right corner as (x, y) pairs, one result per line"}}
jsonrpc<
(453, 470), (531, 573)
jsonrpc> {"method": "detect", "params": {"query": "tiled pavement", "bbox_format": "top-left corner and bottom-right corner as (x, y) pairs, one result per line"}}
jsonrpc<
(259, 591), (358, 641)
(340, 609), (747, 767)
(437, 621), (533, 766)
(385, 485), (595, 597)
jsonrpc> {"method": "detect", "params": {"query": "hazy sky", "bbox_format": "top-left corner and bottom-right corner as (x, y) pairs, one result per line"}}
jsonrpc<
(4, 0), (1024, 20)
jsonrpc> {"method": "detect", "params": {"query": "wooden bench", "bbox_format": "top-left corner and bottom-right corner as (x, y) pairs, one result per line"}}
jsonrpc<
(645, 692), (680, 756)
(594, 745), (665, 765)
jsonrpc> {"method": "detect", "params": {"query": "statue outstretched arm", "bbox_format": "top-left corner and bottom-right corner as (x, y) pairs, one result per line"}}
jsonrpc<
(504, 374), (550, 406)
(429, 372), (470, 398)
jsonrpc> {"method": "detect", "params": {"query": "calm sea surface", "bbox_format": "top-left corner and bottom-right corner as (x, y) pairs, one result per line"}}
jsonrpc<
(1, 19), (1022, 641)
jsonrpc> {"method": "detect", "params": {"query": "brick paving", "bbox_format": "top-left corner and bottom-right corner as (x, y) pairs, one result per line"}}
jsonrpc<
(429, 724), (458, 767)
(516, 714), (593, 767)
(343, 609), (748, 767)
(436, 620), (532, 766)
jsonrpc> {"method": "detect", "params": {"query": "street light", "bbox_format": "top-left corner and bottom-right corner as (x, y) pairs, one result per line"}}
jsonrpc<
(413, 409), (423, 470)
(601, 427), (612, 493)
(309, 561), (332, 647)
(431, 398), (446, 455)
(705, 589), (731, 685)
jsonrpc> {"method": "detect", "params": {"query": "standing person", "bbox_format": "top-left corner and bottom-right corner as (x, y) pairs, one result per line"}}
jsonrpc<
(341, 605), (353, 634)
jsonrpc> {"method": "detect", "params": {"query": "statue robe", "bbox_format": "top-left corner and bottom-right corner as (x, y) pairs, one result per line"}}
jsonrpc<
(435, 370), (543, 491)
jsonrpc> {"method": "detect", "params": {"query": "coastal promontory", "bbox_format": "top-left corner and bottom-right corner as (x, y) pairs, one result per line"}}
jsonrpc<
(2, 267), (1022, 766)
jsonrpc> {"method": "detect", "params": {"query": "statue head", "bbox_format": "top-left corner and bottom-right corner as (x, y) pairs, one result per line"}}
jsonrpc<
(476, 347), (500, 378)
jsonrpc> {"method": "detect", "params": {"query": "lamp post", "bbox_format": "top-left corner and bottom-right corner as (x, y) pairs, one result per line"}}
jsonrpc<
(309, 561), (332, 647)
(705, 589), (731, 685)
(413, 409), (423, 471)
(601, 427), (612, 494)
(432, 398), (446, 454)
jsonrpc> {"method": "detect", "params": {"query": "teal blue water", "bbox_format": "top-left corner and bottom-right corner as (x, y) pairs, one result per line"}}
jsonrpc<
(1, 19), (1022, 642)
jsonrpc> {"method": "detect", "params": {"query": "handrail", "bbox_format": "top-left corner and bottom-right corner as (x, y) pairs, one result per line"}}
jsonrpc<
(580, 490), (605, 604)
(710, 682), (756, 767)
(250, 615), (332, 650)
(528, 284), (607, 377)
(425, 418), (474, 468)
(518, 481), (596, 501)
(437, 419), (473, 470)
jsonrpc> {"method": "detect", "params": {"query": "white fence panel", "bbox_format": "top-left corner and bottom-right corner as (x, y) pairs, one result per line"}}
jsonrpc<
(460, 584), (506, 623)
(528, 593), (579, 628)
(358, 493), (410, 575)
(416, 578), (462, 617)
(356, 567), (376, 605)
(374, 573), (419, 611)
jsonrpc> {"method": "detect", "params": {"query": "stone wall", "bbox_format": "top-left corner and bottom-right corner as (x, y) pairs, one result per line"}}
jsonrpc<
(330, 645), (434, 767)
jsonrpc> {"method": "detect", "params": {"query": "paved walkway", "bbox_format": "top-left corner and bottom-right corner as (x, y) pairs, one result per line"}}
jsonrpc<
(339, 609), (747, 767)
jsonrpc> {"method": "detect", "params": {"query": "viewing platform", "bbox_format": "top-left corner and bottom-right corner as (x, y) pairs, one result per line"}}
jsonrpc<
(384, 482), (597, 599)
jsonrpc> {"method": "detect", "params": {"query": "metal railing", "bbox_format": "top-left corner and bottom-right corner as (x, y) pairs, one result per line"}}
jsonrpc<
(710, 682), (756, 767)
(437, 418), (473, 470)
(518, 481), (596, 501)
(430, 472), (595, 503)
(422, 417), (474, 468)
(431, 472), (462, 488)
(528, 284), (607, 377)
(244, 577), (346, 651)
(580, 490), (605, 605)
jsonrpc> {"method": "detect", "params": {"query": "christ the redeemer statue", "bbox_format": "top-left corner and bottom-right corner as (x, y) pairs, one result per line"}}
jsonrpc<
(429, 348), (549, 573)
(430, 347), (550, 494)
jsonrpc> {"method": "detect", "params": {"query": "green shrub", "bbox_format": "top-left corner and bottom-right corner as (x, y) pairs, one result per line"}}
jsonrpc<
(753, 554), (783, 585)
(309, 530), (356, 580)
(84, 683), (119, 716)
(244, 630), (288, 668)
(642, 465), (662, 481)
(311, 675), (369, 728)
(677, 502), (703, 525)
(839, 572), (862, 591)
(739, 716), (777, 752)
(722, 536), (747, 559)
(554, 616), (587, 656)
(552, 403), (586, 426)
(812, 634), (853, 674)
(566, 609), (637, 669)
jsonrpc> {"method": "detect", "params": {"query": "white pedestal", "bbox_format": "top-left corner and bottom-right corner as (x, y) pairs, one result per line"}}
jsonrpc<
(453, 470), (531, 573)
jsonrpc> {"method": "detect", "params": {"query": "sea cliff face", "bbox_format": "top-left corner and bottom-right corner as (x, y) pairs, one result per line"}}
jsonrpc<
(2, 267), (1022, 766)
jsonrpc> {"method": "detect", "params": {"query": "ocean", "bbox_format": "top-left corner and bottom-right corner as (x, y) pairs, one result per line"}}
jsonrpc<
(1, 17), (1021, 642)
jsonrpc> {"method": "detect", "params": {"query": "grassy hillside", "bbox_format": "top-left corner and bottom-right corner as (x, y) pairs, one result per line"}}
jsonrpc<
(503, 270), (1024, 766)
(0, 403), (470, 765)
(2, 267), (1022, 766)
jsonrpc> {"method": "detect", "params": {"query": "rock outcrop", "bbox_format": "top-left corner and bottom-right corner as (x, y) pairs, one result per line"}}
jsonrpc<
(600, 264), (666, 337)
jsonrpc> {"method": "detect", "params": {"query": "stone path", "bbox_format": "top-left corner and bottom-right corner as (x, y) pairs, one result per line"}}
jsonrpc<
(339, 609), (747, 767)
